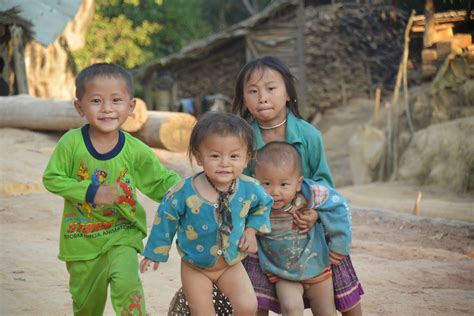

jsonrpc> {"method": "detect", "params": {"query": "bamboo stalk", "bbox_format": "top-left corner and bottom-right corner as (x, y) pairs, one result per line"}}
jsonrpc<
(391, 10), (416, 180)
(413, 191), (423, 216)
(403, 11), (416, 135)
(374, 87), (381, 123)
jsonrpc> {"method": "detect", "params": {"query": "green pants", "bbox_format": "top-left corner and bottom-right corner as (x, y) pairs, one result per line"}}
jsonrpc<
(66, 246), (145, 316)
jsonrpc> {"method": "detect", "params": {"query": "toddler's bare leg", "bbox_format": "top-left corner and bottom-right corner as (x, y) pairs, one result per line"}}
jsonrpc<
(275, 279), (305, 316)
(217, 262), (258, 316)
(305, 276), (337, 316)
(180, 261), (215, 315)
(341, 302), (362, 316)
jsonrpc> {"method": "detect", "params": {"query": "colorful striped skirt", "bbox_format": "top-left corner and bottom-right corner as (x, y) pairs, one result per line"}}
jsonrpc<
(242, 253), (364, 313)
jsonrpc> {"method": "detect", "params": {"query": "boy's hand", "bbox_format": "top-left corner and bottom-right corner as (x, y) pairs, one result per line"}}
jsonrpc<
(239, 227), (258, 253)
(140, 257), (160, 273)
(292, 208), (319, 234)
(93, 184), (120, 205)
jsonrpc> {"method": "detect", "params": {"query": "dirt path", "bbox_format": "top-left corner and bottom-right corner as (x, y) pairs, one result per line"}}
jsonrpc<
(1, 128), (473, 315)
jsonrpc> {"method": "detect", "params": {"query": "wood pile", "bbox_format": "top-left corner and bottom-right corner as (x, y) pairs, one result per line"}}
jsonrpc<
(410, 10), (473, 78)
(304, 4), (408, 113)
(0, 95), (196, 152)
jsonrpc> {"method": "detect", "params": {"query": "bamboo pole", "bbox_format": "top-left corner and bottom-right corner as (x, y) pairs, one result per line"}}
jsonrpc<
(403, 11), (416, 135)
(374, 86), (381, 123)
(413, 191), (423, 216)
(391, 10), (416, 180)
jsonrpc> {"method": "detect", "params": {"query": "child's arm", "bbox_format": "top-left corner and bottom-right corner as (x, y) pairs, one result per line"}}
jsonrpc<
(139, 257), (160, 273)
(238, 227), (258, 253)
(242, 181), (273, 237)
(43, 139), (99, 204)
(291, 195), (319, 234)
(141, 182), (183, 267)
(302, 179), (352, 259)
(134, 144), (180, 203)
(93, 184), (120, 205)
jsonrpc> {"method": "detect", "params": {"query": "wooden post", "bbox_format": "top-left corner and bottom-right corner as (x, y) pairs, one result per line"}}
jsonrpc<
(413, 191), (422, 216)
(143, 72), (154, 110)
(404, 11), (416, 135)
(423, 0), (435, 47)
(374, 87), (381, 122)
(391, 10), (416, 180)
(9, 25), (28, 94)
(296, 0), (307, 118)
(385, 101), (392, 178)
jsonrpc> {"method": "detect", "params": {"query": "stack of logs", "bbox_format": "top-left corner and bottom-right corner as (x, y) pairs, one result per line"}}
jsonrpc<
(411, 10), (473, 78)
(0, 95), (196, 153)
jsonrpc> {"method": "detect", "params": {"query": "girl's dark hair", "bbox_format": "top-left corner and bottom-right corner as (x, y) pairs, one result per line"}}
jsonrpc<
(75, 63), (134, 100)
(188, 112), (255, 162)
(232, 56), (302, 121)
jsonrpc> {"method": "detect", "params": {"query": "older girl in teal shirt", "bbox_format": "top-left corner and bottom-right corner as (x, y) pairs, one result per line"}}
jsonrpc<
(233, 56), (364, 316)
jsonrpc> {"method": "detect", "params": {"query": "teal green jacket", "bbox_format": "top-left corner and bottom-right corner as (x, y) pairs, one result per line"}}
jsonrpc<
(43, 125), (180, 261)
(246, 112), (334, 188)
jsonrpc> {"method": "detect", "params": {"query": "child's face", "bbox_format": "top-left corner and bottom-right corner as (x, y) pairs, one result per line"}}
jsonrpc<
(255, 162), (302, 210)
(243, 67), (288, 126)
(74, 76), (135, 136)
(195, 134), (250, 190)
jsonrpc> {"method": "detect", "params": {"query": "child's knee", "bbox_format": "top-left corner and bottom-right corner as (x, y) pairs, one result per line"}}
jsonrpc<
(280, 298), (304, 315)
(232, 295), (257, 315)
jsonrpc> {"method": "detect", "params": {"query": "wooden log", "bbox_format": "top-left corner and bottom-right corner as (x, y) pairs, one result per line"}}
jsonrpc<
(133, 111), (196, 152)
(0, 94), (148, 132)
(422, 49), (438, 63)
(436, 34), (472, 57)
(122, 98), (148, 132)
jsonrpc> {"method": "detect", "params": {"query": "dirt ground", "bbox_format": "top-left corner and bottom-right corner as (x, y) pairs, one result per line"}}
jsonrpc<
(1, 127), (473, 315)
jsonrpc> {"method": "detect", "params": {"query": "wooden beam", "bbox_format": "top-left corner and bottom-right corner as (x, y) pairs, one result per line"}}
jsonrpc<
(296, 0), (307, 118)
(9, 25), (28, 94)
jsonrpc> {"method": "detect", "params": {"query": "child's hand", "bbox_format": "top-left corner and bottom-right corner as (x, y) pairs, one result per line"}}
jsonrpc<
(292, 208), (319, 234)
(140, 257), (160, 273)
(239, 227), (258, 253)
(329, 251), (345, 266)
(93, 184), (120, 205)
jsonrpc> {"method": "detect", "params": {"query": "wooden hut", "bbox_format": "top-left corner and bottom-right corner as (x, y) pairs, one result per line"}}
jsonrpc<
(134, 0), (407, 120)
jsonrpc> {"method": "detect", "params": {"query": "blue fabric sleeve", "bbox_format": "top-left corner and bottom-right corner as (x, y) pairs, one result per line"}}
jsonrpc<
(245, 184), (273, 233)
(302, 179), (352, 255)
(142, 188), (182, 262)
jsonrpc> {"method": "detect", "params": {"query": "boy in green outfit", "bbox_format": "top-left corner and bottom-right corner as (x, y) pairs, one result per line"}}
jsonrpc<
(43, 63), (180, 315)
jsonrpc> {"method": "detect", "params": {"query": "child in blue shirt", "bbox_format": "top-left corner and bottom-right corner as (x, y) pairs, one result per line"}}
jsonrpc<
(140, 112), (273, 315)
(254, 141), (351, 315)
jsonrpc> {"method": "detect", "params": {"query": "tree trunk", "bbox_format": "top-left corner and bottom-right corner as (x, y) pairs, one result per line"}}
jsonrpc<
(0, 95), (148, 133)
(133, 111), (196, 152)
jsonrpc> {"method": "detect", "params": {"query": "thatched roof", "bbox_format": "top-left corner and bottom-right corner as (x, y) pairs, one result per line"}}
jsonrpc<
(0, 0), (81, 45)
(134, 0), (297, 81)
(0, 6), (34, 42)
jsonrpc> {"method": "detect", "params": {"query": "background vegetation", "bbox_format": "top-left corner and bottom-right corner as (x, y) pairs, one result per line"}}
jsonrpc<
(72, 0), (272, 71)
